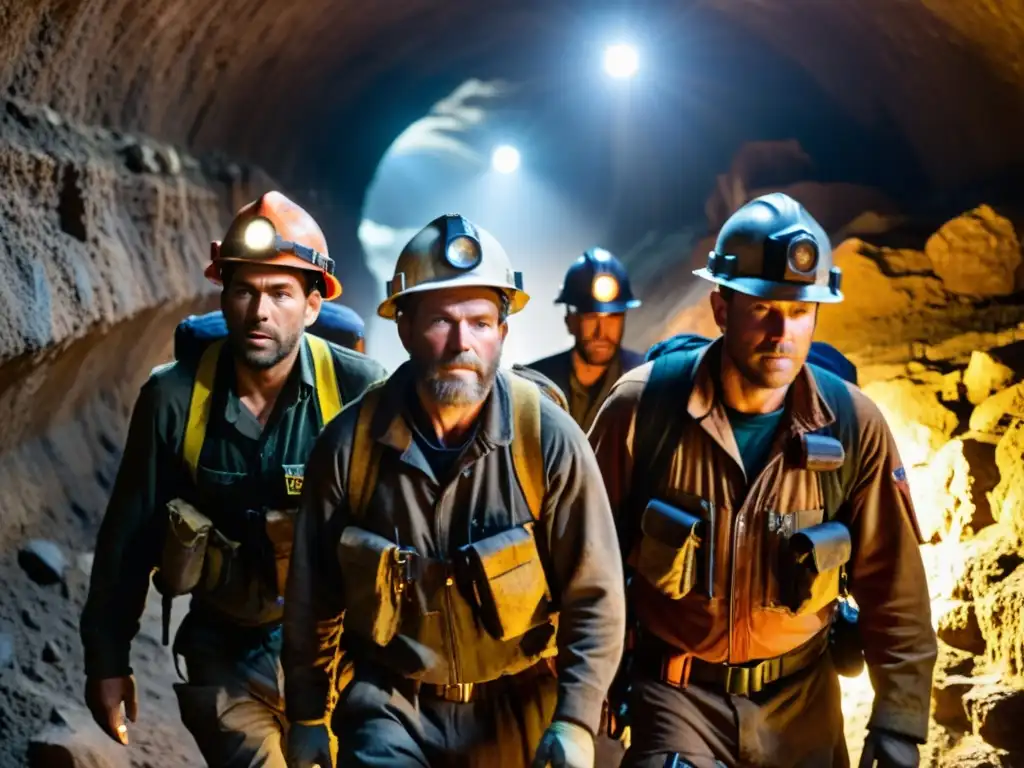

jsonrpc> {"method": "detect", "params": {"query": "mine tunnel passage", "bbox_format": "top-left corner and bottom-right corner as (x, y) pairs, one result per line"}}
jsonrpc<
(3, 1), (1024, 766)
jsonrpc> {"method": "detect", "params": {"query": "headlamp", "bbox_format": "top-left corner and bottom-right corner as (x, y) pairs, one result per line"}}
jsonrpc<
(222, 216), (336, 276)
(243, 217), (276, 251)
(443, 215), (482, 270)
(787, 234), (819, 274)
(592, 274), (620, 303)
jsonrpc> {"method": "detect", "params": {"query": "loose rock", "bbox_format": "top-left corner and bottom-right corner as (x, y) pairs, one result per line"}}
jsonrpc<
(925, 205), (1023, 297)
(937, 601), (986, 655)
(42, 640), (62, 664)
(18, 539), (68, 585)
(963, 683), (1024, 751)
(964, 351), (1018, 406)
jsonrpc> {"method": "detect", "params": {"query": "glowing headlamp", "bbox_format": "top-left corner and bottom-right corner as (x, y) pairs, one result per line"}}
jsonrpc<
(225, 216), (335, 276)
(443, 215), (482, 270)
(592, 274), (620, 302)
(243, 218), (276, 251)
(787, 234), (818, 274)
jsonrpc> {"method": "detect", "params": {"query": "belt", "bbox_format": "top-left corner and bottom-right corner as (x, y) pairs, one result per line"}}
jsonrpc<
(640, 629), (829, 697)
(418, 659), (556, 704)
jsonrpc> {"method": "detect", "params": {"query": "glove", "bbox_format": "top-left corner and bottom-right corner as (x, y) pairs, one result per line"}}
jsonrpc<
(858, 729), (920, 768)
(286, 721), (334, 768)
(532, 720), (595, 768)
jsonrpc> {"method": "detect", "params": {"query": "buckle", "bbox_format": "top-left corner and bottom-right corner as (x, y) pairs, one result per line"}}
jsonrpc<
(723, 657), (782, 696)
(438, 683), (474, 703)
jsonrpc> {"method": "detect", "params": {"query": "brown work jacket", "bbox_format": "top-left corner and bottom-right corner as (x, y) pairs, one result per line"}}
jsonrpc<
(588, 339), (937, 742)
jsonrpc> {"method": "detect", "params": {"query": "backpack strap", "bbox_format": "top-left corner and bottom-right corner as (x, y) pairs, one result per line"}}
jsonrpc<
(508, 374), (544, 521)
(307, 335), (344, 426)
(807, 364), (860, 523)
(347, 384), (386, 522)
(183, 339), (224, 483)
(623, 346), (707, 559)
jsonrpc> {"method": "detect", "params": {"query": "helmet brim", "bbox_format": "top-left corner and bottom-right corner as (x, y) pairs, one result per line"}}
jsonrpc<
(692, 268), (843, 304)
(377, 276), (530, 320)
(557, 298), (642, 314)
(205, 258), (342, 301)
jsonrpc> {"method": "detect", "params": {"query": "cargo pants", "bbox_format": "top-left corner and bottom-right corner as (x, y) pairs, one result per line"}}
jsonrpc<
(622, 654), (849, 768)
(334, 662), (560, 767)
(172, 613), (288, 768)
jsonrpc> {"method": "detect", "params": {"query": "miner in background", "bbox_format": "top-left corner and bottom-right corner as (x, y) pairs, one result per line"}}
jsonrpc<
(282, 214), (625, 768)
(79, 191), (386, 767)
(589, 192), (937, 768)
(525, 248), (645, 432)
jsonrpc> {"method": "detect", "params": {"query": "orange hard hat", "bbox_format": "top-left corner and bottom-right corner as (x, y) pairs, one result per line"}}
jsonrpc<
(206, 190), (342, 300)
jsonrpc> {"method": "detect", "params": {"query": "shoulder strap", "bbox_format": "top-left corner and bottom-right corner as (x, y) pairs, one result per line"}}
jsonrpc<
(808, 364), (860, 522)
(623, 347), (706, 559)
(347, 384), (386, 522)
(307, 335), (344, 426)
(183, 339), (224, 483)
(508, 374), (544, 521)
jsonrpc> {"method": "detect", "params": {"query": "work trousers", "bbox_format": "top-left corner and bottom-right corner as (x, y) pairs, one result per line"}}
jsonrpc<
(622, 654), (848, 768)
(172, 613), (288, 768)
(333, 662), (559, 767)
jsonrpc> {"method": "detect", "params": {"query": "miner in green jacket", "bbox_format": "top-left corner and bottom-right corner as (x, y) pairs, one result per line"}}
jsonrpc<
(79, 191), (386, 768)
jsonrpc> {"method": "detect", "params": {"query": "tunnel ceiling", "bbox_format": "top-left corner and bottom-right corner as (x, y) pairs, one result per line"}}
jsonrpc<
(5, 0), (1024, 212)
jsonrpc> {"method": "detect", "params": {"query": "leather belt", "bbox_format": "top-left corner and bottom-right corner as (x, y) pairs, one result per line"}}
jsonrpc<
(640, 629), (829, 697)
(418, 659), (556, 704)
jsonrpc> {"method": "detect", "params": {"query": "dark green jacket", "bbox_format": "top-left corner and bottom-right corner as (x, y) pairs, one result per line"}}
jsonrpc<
(80, 336), (386, 679)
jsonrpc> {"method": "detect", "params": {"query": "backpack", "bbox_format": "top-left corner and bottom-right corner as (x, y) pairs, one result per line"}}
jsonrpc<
(627, 334), (860, 542)
(346, 367), (569, 523)
(174, 304), (365, 364)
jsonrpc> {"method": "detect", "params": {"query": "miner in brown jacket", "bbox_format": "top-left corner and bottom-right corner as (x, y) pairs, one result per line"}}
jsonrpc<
(589, 193), (937, 768)
(282, 214), (626, 768)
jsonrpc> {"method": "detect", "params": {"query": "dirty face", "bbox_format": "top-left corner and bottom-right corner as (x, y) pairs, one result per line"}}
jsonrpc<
(398, 286), (507, 407)
(221, 263), (321, 370)
(712, 290), (817, 390)
(567, 312), (625, 366)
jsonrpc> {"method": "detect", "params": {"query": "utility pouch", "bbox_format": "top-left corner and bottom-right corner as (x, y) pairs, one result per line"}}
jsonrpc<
(637, 499), (705, 600)
(160, 499), (214, 596)
(780, 521), (851, 615)
(831, 596), (865, 678)
(459, 523), (551, 641)
(264, 510), (295, 597)
(336, 526), (406, 646)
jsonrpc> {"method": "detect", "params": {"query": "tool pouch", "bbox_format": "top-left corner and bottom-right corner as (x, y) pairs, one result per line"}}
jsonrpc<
(336, 526), (405, 646)
(637, 499), (703, 600)
(780, 520), (851, 615)
(160, 499), (214, 596)
(459, 523), (551, 641)
(830, 597), (865, 678)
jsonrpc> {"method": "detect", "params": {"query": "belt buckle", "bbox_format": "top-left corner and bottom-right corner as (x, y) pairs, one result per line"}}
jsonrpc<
(441, 683), (474, 703)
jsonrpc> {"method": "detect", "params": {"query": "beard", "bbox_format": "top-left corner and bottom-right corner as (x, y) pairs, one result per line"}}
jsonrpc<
(228, 322), (302, 371)
(574, 337), (619, 366)
(411, 349), (501, 406)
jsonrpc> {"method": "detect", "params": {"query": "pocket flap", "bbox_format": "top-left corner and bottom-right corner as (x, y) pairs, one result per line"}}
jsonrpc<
(790, 521), (851, 573)
(466, 524), (537, 580)
(338, 526), (397, 573)
(641, 499), (702, 548)
(166, 499), (213, 545)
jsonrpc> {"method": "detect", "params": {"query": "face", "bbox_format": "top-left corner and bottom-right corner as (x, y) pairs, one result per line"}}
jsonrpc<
(711, 289), (817, 390)
(398, 287), (507, 407)
(567, 312), (625, 366)
(221, 263), (322, 370)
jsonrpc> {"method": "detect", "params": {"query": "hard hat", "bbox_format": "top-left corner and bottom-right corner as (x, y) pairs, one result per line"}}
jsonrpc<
(693, 192), (843, 304)
(377, 214), (529, 320)
(555, 247), (641, 314)
(206, 190), (342, 301)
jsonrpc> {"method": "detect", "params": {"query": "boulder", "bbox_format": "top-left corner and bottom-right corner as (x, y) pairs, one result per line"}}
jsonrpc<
(964, 351), (1019, 406)
(925, 205), (1023, 297)
(961, 438), (1001, 532)
(975, 566), (1024, 677)
(938, 601), (987, 655)
(932, 673), (974, 730)
(952, 526), (1024, 603)
(18, 539), (68, 585)
(862, 378), (959, 465)
(989, 419), (1024, 537)
(937, 737), (1013, 768)
(962, 683), (1024, 751)
(970, 383), (1024, 435)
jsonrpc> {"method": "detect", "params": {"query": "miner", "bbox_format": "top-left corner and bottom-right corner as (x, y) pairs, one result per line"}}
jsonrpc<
(79, 191), (387, 767)
(525, 248), (645, 431)
(282, 214), (626, 768)
(588, 192), (937, 768)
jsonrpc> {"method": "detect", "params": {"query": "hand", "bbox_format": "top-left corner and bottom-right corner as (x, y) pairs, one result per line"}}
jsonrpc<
(858, 729), (920, 768)
(84, 675), (138, 745)
(286, 721), (334, 768)
(532, 720), (595, 768)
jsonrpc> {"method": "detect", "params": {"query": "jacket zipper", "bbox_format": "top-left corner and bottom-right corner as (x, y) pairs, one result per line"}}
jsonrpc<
(436, 478), (461, 683)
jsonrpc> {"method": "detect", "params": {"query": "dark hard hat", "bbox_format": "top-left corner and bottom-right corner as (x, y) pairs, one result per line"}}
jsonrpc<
(555, 247), (641, 314)
(693, 193), (843, 304)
